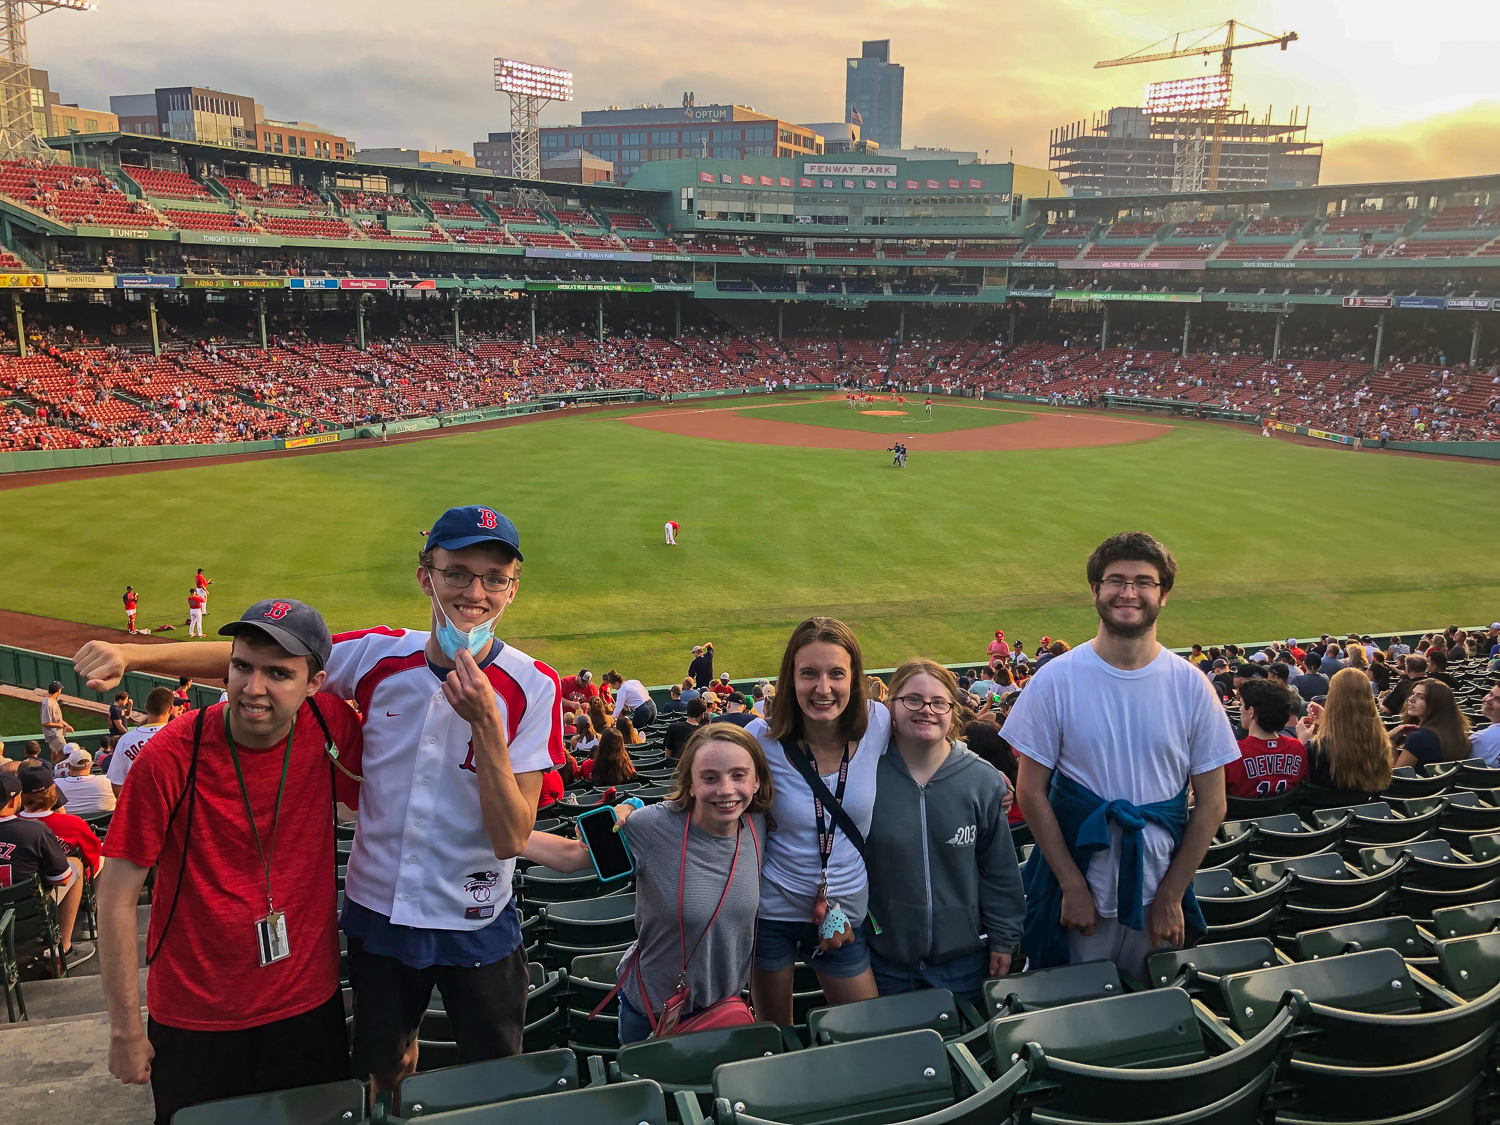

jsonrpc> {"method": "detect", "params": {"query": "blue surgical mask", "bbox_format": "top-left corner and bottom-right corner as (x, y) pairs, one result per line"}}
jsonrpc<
(430, 593), (500, 660)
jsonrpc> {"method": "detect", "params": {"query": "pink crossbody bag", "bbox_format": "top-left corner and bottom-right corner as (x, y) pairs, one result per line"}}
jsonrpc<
(591, 814), (760, 1038)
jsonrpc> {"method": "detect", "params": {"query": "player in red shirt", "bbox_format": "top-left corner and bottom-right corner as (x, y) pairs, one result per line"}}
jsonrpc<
(186, 588), (206, 638)
(91, 599), (363, 1125)
(1225, 679), (1307, 799)
(194, 568), (211, 613)
(123, 586), (139, 634)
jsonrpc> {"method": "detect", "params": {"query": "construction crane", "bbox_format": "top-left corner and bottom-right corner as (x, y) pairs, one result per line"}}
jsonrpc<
(0, 1), (98, 162)
(1095, 20), (1297, 191)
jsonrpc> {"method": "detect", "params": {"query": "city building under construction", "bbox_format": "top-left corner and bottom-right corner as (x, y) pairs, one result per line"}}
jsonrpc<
(1050, 105), (1322, 196)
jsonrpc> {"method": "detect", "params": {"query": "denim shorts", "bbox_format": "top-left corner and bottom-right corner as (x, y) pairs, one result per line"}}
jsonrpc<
(754, 917), (871, 979)
(617, 991), (653, 1046)
(867, 946), (986, 1004)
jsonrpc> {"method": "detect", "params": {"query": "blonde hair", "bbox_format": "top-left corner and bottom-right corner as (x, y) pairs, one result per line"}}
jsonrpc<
(1314, 667), (1393, 793)
(1344, 643), (1369, 670)
(887, 659), (964, 741)
(865, 676), (888, 702)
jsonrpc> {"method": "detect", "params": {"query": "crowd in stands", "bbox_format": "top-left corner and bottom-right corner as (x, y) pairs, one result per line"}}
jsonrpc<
(3, 297), (1499, 449)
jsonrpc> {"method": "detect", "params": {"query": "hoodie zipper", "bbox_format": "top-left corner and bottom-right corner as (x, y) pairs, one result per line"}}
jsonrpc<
(917, 778), (933, 969)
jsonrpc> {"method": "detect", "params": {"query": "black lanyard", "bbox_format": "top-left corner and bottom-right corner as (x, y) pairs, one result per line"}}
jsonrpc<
(224, 711), (295, 916)
(806, 740), (852, 874)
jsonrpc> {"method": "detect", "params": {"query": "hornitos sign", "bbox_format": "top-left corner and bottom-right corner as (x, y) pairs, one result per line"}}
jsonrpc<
(46, 273), (116, 289)
(802, 162), (898, 177)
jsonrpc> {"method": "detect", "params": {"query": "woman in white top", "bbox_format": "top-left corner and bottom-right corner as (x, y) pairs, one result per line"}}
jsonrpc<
(747, 616), (890, 1024)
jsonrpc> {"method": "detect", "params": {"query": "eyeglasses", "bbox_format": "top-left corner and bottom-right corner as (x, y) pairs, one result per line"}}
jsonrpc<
(427, 566), (517, 594)
(1098, 576), (1160, 591)
(894, 694), (954, 715)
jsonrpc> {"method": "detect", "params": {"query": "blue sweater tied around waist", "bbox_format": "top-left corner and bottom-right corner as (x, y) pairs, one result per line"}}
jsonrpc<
(1021, 771), (1205, 969)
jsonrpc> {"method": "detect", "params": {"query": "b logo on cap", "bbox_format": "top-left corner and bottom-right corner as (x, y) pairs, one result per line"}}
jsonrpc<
(477, 508), (498, 529)
(264, 602), (291, 620)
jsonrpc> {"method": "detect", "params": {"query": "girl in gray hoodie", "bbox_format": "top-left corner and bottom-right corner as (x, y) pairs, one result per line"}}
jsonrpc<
(864, 659), (1025, 1002)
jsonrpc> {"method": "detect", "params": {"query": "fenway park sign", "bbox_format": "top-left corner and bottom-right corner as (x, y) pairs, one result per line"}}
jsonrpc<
(802, 162), (897, 177)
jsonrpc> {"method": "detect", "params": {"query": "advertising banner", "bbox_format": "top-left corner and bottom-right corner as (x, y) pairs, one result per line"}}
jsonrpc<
(1394, 295), (1446, 310)
(46, 273), (116, 289)
(288, 278), (341, 289)
(1342, 296), (1392, 308)
(842, 179), (855, 188)
(759, 175), (773, 186)
(285, 432), (340, 449)
(341, 278), (388, 290)
(1008, 288), (1055, 298)
(947, 179), (961, 189)
(968, 178), (984, 189)
(905, 179), (919, 189)
(525, 280), (653, 292)
(178, 231), (273, 247)
(1054, 289), (1201, 304)
(864, 179), (877, 189)
(388, 278), (438, 290)
(885, 180), (897, 189)
(799, 177), (813, 187)
(1445, 297), (1495, 311)
(1306, 428), (1352, 445)
(1058, 259), (1205, 270)
(778, 176), (792, 187)
(698, 171), (714, 183)
(926, 179), (940, 189)
(0, 273), (43, 288)
(117, 275), (178, 289)
(523, 247), (652, 263)
(739, 174), (753, 185)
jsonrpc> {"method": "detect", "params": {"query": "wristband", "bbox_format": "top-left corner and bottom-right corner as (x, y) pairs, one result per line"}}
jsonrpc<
(623, 797), (645, 810)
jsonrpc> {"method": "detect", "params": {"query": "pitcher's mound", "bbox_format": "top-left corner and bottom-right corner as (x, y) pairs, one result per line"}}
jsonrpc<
(861, 410), (907, 417)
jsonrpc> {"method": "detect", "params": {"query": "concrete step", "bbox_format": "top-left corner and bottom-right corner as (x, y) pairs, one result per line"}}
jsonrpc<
(16, 967), (148, 1024)
(0, 1011), (155, 1123)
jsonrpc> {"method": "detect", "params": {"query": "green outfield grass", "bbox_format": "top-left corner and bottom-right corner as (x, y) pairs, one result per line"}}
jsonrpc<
(1, 396), (1497, 684)
(734, 396), (1033, 434)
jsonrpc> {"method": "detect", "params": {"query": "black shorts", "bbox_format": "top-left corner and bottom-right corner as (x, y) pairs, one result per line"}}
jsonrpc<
(346, 935), (528, 1077)
(147, 988), (349, 1125)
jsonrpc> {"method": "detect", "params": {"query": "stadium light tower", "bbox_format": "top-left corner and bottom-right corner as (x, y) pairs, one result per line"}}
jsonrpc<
(494, 58), (572, 182)
(0, 0), (97, 162)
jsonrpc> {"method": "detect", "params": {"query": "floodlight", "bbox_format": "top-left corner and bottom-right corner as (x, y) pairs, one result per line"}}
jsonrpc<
(1144, 75), (1230, 115)
(494, 59), (573, 102)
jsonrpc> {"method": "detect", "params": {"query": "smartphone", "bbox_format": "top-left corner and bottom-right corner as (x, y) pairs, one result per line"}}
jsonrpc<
(574, 805), (635, 883)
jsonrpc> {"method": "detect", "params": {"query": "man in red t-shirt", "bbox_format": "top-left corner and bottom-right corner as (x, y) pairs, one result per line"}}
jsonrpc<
(186, 588), (206, 638)
(94, 599), (363, 1125)
(1225, 678), (1306, 799)
(558, 668), (598, 710)
(123, 586), (139, 634)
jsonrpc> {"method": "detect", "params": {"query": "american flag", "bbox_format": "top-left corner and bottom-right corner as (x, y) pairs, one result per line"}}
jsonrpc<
(850, 106), (863, 125)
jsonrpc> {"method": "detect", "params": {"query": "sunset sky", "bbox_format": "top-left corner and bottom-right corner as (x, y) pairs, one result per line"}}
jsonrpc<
(35, 0), (1500, 186)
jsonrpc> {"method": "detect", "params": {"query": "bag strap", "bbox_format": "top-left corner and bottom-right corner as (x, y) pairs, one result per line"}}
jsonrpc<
(307, 694), (363, 785)
(778, 737), (866, 856)
(675, 814), (743, 981)
(145, 706), (206, 965)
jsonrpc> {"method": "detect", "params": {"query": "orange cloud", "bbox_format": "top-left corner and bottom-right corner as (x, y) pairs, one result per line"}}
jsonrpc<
(1321, 101), (1500, 184)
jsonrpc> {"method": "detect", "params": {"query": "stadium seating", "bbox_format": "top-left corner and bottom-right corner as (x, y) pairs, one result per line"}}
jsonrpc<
(0, 160), (161, 227)
(552, 207), (600, 228)
(336, 189), (415, 214)
(1325, 211), (1413, 233)
(358, 220), (449, 243)
(1101, 221), (1163, 239)
(605, 210), (659, 232)
(121, 166), (213, 201)
(1240, 216), (1305, 237)
(624, 238), (682, 253)
(257, 215), (358, 240)
(448, 225), (518, 246)
(426, 197), (484, 220)
(1215, 241), (1296, 261)
(1386, 237), (1490, 258)
(517, 231), (577, 249)
(951, 241), (1019, 260)
(677, 239), (744, 256)
(160, 208), (262, 233)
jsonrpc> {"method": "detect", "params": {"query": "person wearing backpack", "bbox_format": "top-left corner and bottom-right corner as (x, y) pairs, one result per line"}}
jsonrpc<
(520, 724), (772, 1043)
(864, 660), (1023, 1002)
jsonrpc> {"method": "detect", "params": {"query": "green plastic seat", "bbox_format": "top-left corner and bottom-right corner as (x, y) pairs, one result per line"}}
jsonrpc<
(1221, 947), (1500, 1064)
(521, 865), (616, 904)
(613, 1022), (785, 1093)
(711, 1029), (957, 1125)
(539, 895), (636, 969)
(1146, 938), (1282, 991)
(982, 960), (1124, 1017)
(399, 1049), (578, 1116)
(404, 1079), (669, 1125)
(1277, 1074), (1485, 1125)
(807, 988), (963, 1044)
(1429, 897), (1500, 940)
(1204, 906), (1279, 943)
(1439, 791), (1500, 832)
(1249, 852), (1403, 907)
(1452, 759), (1500, 792)
(985, 987), (1299, 1121)
(1295, 916), (1436, 964)
(1193, 869), (1289, 927)
(1316, 801), (1443, 847)
(169, 1079), (364, 1125)
(708, 1052), (1038, 1125)
(1281, 1028), (1495, 1122)
(1382, 766), (1456, 800)
(1398, 881), (1500, 923)
(1434, 929), (1500, 1000)
(1223, 790), (1299, 819)
(1031, 1066), (1275, 1125)
(0, 876), (65, 979)
(1361, 839), (1500, 891)
(1274, 888), (1397, 937)
(1222, 812), (1348, 861)
(1201, 826), (1252, 870)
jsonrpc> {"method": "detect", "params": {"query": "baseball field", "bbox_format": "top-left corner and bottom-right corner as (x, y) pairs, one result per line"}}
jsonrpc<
(2, 392), (1496, 684)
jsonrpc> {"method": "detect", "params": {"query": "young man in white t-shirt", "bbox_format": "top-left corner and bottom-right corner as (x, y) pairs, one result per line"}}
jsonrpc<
(1006, 532), (1236, 980)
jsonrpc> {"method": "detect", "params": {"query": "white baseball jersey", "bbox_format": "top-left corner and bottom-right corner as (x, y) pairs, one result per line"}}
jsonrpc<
(324, 627), (562, 931)
(106, 722), (167, 789)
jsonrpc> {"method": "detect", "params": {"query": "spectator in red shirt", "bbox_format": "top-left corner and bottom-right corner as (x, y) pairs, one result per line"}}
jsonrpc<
(1225, 679), (1306, 799)
(92, 599), (363, 1125)
(710, 671), (735, 697)
(17, 761), (103, 874)
(558, 668), (598, 710)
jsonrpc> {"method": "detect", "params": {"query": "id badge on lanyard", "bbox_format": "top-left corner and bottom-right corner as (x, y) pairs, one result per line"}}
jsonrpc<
(256, 910), (291, 966)
(226, 712), (296, 969)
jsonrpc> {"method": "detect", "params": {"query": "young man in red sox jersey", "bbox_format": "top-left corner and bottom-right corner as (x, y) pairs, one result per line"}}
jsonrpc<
(73, 505), (561, 1103)
(1224, 678), (1307, 799)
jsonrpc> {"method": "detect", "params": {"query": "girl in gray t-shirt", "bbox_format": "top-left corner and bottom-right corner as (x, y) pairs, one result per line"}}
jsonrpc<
(521, 724), (773, 1043)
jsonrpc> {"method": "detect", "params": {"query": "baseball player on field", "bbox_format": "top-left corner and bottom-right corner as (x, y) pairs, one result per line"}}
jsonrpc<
(71, 504), (561, 1097)
(186, 588), (206, 637)
(664, 519), (679, 546)
(195, 568), (212, 612)
(123, 586), (138, 634)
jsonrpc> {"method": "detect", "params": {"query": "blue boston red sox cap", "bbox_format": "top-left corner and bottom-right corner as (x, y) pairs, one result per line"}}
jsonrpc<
(426, 505), (523, 561)
(219, 598), (333, 667)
